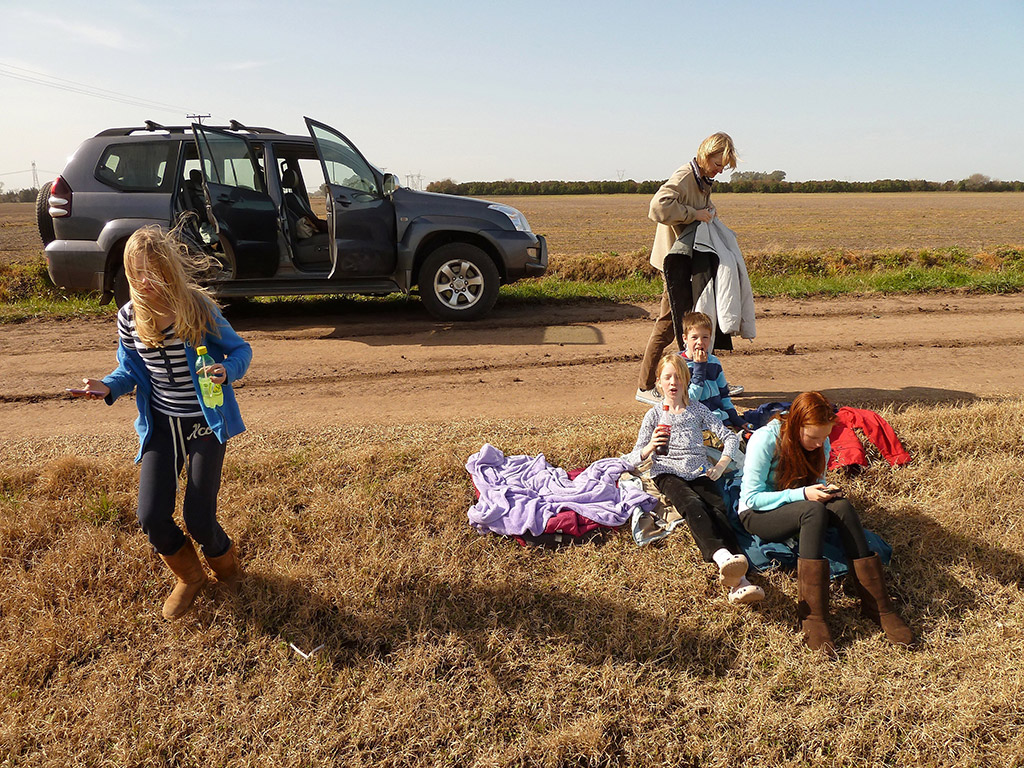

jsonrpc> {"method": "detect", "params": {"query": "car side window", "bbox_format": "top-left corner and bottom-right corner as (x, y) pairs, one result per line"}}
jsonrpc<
(95, 142), (178, 192)
(308, 124), (379, 197)
(194, 129), (266, 193)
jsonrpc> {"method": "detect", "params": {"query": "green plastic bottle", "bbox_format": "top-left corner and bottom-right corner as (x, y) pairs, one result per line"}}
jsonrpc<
(195, 345), (223, 408)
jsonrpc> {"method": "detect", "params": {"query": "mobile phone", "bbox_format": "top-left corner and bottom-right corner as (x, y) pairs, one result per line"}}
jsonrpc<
(823, 484), (842, 495)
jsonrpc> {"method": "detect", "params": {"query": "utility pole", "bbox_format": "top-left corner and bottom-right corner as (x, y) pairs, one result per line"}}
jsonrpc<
(186, 113), (211, 125)
(31, 161), (39, 189)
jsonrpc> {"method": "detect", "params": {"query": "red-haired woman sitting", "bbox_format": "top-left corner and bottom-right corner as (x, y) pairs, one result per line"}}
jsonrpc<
(739, 392), (913, 654)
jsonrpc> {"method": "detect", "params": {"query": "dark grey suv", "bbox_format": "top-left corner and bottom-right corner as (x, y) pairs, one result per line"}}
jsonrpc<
(41, 117), (547, 320)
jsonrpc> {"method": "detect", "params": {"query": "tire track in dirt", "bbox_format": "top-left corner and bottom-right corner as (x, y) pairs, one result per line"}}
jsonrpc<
(3, 293), (1023, 438)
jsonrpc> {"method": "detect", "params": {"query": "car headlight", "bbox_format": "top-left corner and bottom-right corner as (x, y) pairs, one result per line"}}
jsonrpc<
(488, 203), (532, 233)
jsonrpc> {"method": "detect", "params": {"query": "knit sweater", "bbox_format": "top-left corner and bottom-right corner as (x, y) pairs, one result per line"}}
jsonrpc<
(625, 401), (739, 481)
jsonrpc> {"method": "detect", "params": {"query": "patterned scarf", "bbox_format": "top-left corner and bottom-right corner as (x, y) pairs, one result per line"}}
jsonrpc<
(690, 157), (714, 194)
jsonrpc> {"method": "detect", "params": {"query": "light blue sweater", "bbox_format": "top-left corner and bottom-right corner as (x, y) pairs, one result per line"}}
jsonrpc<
(739, 420), (830, 513)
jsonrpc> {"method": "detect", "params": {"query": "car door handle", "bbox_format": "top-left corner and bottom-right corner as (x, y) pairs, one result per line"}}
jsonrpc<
(335, 193), (351, 208)
(216, 193), (233, 203)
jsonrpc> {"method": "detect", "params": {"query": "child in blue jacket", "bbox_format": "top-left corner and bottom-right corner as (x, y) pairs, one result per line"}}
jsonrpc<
(680, 311), (749, 430)
(680, 312), (752, 470)
(71, 226), (252, 621)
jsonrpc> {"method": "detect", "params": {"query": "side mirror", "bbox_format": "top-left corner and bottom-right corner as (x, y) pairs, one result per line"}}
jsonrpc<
(382, 173), (400, 196)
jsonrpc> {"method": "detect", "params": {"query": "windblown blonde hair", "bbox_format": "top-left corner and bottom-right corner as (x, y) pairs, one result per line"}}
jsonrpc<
(655, 352), (690, 407)
(696, 132), (738, 170)
(123, 226), (221, 348)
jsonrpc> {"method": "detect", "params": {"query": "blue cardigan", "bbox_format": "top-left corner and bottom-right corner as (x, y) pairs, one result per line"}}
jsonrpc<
(102, 307), (252, 462)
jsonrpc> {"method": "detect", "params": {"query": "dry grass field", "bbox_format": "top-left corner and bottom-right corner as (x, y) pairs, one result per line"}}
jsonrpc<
(488, 192), (1024, 257)
(2, 401), (1024, 766)
(5, 192), (1024, 270)
(4, 194), (1024, 765)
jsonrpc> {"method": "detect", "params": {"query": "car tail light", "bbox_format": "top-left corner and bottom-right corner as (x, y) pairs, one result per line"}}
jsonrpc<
(49, 176), (72, 218)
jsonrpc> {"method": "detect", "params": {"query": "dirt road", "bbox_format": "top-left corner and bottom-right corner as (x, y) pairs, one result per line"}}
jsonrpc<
(2, 293), (1021, 442)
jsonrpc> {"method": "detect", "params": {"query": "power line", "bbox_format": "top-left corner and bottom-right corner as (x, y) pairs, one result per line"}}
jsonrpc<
(0, 168), (61, 177)
(0, 61), (195, 115)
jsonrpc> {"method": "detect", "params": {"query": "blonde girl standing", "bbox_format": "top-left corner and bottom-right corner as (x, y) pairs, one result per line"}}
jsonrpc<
(71, 226), (252, 620)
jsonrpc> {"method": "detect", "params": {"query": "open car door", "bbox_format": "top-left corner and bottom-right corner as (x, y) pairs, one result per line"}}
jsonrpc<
(304, 117), (396, 279)
(192, 124), (279, 279)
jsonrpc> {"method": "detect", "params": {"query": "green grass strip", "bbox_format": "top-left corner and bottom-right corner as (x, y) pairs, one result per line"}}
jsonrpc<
(3, 266), (1023, 322)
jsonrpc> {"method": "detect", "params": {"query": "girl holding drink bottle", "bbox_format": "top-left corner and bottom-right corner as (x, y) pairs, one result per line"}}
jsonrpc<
(625, 353), (763, 604)
(70, 226), (252, 621)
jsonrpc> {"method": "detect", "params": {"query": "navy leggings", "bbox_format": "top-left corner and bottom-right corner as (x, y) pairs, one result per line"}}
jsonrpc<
(137, 412), (229, 557)
(740, 497), (870, 560)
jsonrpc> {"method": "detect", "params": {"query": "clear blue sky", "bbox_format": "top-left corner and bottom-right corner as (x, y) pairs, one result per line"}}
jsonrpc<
(1, 0), (1021, 191)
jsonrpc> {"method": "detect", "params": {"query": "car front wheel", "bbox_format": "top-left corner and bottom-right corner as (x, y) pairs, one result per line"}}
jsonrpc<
(418, 243), (500, 321)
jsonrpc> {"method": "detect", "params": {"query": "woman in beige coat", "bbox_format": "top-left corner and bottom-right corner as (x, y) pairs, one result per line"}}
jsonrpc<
(636, 132), (738, 405)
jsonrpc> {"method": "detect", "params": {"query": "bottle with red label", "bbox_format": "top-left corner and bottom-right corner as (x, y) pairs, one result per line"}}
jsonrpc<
(654, 404), (671, 456)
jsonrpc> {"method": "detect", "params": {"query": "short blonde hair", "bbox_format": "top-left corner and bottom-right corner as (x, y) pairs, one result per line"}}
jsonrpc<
(655, 352), (690, 406)
(697, 132), (738, 170)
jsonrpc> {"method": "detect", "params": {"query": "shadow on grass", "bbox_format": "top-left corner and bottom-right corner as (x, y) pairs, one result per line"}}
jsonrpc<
(867, 503), (1024, 613)
(235, 568), (737, 679)
(733, 385), (979, 410)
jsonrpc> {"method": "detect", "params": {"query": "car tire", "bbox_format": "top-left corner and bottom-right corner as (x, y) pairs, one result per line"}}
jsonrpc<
(36, 181), (55, 246)
(418, 243), (500, 321)
(113, 267), (131, 308)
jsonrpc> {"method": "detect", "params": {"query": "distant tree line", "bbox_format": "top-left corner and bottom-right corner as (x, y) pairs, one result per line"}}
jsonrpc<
(0, 185), (40, 203)
(426, 173), (1024, 196)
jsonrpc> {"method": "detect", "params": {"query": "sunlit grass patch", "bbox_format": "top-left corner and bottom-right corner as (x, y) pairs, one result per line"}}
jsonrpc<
(3, 400), (1024, 764)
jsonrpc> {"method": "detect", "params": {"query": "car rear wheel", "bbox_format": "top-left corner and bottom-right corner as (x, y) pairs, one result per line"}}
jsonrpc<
(36, 181), (55, 246)
(113, 267), (131, 308)
(418, 243), (500, 321)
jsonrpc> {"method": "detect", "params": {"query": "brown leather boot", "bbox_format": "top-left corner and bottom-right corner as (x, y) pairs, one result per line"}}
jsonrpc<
(797, 557), (835, 656)
(851, 554), (914, 646)
(204, 541), (241, 595)
(159, 540), (208, 620)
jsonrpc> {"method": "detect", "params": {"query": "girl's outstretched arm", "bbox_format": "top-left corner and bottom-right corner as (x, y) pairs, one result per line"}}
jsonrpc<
(67, 378), (110, 400)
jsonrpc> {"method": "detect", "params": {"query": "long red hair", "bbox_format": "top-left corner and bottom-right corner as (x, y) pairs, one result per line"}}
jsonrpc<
(773, 391), (836, 490)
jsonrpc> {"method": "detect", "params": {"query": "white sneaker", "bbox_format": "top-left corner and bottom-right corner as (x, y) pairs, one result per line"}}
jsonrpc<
(635, 387), (662, 406)
(727, 384), (745, 397)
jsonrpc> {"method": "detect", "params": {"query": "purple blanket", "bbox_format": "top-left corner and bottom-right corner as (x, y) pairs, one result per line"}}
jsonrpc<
(466, 444), (656, 536)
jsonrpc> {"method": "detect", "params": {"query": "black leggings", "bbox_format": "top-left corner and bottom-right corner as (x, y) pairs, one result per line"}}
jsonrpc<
(137, 412), (229, 557)
(740, 498), (870, 560)
(655, 473), (739, 562)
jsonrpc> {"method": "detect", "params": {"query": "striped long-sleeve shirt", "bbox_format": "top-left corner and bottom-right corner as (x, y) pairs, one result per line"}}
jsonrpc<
(117, 304), (203, 417)
(683, 352), (744, 428)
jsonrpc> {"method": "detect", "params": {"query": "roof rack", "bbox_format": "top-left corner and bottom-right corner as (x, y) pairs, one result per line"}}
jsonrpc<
(95, 122), (284, 137)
